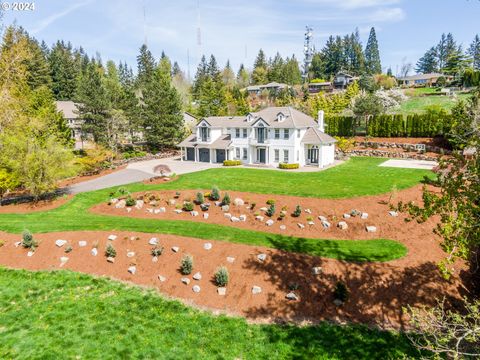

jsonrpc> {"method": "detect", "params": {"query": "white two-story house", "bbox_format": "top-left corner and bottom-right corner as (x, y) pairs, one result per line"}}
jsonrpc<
(178, 107), (336, 168)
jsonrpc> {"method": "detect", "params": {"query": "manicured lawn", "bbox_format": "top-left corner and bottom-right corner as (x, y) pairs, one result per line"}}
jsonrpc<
(0, 268), (421, 359)
(393, 90), (469, 114)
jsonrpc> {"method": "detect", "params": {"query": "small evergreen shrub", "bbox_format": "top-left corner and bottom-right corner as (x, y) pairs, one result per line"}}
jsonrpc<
(210, 186), (220, 201)
(214, 266), (229, 286)
(180, 255), (193, 275)
(222, 193), (231, 206)
(333, 281), (349, 302)
(125, 196), (136, 207)
(183, 201), (194, 212)
(250, 202), (256, 210)
(278, 212), (286, 220)
(151, 246), (164, 257)
(21, 230), (35, 249)
(65, 245), (73, 253)
(0, 240), (4, 247)
(223, 160), (242, 166)
(117, 187), (129, 195)
(174, 192), (181, 199)
(266, 203), (276, 217)
(292, 205), (302, 217)
(266, 199), (276, 205)
(279, 163), (299, 169)
(306, 216), (313, 222)
(105, 243), (117, 258)
(195, 192), (204, 205)
(281, 205), (288, 211)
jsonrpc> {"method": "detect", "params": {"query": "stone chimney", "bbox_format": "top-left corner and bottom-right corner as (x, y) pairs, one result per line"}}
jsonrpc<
(317, 110), (325, 132)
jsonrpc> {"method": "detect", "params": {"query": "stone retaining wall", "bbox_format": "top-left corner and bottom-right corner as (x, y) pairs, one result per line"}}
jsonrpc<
(336, 149), (439, 162)
(355, 141), (450, 155)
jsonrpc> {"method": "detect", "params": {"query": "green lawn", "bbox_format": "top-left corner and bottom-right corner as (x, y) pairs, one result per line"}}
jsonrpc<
(393, 89), (469, 114)
(0, 157), (432, 262)
(0, 268), (422, 359)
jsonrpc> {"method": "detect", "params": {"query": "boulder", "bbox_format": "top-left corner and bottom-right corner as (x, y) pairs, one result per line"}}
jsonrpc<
(128, 266), (136, 275)
(171, 246), (180, 253)
(361, 212), (369, 219)
(200, 204), (210, 211)
(252, 286), (262, 295)
(214, 201), (222, 207)
(14, 241), (21, 247)
(127, 251), (135, 258)
(221, 205), (230, 212)
(343, 214), (351, 219)
(152, 256), (158, 263)
(389, 211), (399, 217)
(255, 215), (264, 221)
(59, 257), (69, 266)
(135, 200), (144, 209)
(154, 209), (161, 214)
(168, 199), (176, 205)
(158, 275), (166, 282)
(321, 220), (331, 229)
(115, 200), (126, 209)
(350, 209), (361, 217)
(91, 248), (98, 256)
(149, 238), (159, 245)
(126, 208), (132, 213)
(259, 207), (268, 212)
(203, 213), (209, 219)
(231, 216), (240, 222)
(191, 211), (199, 217)
(337, 221), (348, 230)
(193, 272), (202, 280)
(203, 243), (212, 250)
(217, 287), (227, 296)
(318, 215), (327, 222)
(192, 285), (201, 293)
(78, 241), (87, 247)
(307, 221), (315, 226)
(55, 239), (67, 247)
(181, 277), (190, 285)
(159, 207), (166, 213)
(239, 215), (247, 222)
(333, 299), (343, 306)
(265, 219), (274, 226)
(366, 225), (377, 233)
(279, 225), (286, 230)
(27, 251), (34, 257)
(107, 256), (115, 263)
(224, 213), (232, 219)
(226, 256), (235, 263)
(146, 208), (153, 214)
(286, 292), (299, 301)
(305, 208), (312, 214)
(233, 198), (245, 206)
(174, 209), (183, 214)
(110, 198), (119, 204)
(312, 267), (322, 275)
(297, 223), (305, 229)
(108, 235), (117, 241)
(257, 253), (267, 262)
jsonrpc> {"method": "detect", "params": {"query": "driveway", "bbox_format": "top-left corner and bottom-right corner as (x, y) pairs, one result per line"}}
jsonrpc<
(67, 157), (221, 194)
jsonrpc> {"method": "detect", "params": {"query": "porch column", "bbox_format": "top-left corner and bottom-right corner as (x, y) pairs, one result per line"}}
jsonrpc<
(210, 149), (213, 164)
(194, 147), (198, 162)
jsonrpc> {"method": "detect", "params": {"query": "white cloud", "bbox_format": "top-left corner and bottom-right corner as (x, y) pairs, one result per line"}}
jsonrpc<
(369, 7), (406, 23)
(301, 0), (401, 9)
(31, 0), (93, 34)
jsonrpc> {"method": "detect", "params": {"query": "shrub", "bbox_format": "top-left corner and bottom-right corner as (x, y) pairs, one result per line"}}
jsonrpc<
(151, 246), (164, 257)
(266, 203), (276, 217)
(292, 205), (302, 217)
(180, 255), (193, 275)
(175, 204), (182, 210)
(105, 243), (117, 258)
(117, 187), (129, 196)
(125, 196), (136, 207)
(183, 201), (194, 212)
(174, 192), (181, 199)
(21, 230), (35, 249)
(0, 240), (3, 247)
(306, 216), (313, 222)
(266, 199), (275, 205)
(333, 281), (349, 302)
(195, 192), (204, 205)
(281, 205), (288, 211)
(222, 193), (231, 206)
(279, 163), (299, 169)
(334, 137), (355, 152)
(214, 266), (229, 287)
(250, 202), (256, 210)
(278, 212), (286, 220)
(122, 150), (147, 160)
(204, 192), (211, 198)
(210, 186), (220, 201)
(223, 160), (242, 166)
(65, 245), (73, 253)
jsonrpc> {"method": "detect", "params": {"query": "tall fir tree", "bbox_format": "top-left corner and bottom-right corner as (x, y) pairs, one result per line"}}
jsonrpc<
(48, 40), (79, 100)
(309, 52), (325, 80)
(416, 47), (438, 74)
(282, 55), (302, 85)
(468, 34), (480, 70)
(221, 60), (235, 89)
(136, 44), (156, 88)
(267, 52), (284, 82)
(192, 55), (208, 97)
(236, 63), (250, 88)
(364, 27), (381, 75)
(322, 35), (346, 78)
(252, 49), (268, 84)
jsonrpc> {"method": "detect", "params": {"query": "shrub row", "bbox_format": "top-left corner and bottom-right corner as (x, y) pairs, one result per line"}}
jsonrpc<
(326, 113), (453, 137)
(279, 163), (299, 169)
(223, 160), (242, 166)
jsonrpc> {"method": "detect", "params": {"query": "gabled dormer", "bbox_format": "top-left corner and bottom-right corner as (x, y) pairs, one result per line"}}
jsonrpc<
(246, 113), (256, 122)
(197, 119), (211, 142)
(276, 112), (286, 123)
(251, 117), (269, 128)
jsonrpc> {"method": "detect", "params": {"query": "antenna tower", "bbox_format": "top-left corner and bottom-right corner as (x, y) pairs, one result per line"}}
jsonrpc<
(303, 26), (314, 81)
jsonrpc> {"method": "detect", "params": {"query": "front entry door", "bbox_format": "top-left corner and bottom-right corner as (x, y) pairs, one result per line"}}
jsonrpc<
(257, 148), (266, 163)
(308, 147), (319, 164)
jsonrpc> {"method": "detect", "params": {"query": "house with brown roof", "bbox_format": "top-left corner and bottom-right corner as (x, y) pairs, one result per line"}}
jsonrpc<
(178, 107), (336, 168)
(397, 73), (454, 87)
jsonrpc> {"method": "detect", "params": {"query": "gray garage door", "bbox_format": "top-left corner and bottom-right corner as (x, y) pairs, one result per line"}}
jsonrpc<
(216, 149), (226, 163)
(186, 148), (195, 161)
(198, 148), (210, 162)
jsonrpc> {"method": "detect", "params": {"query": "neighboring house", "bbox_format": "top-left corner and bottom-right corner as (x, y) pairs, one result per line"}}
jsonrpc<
(183, 112), (197, 133)
(178, 107), (336, 168)
(308, 81), (332, 94)
(397, 73), (453, 87)
(333, 72), (358, 89)
(245, 82), (289, 96)
(55, 100), (85, 150)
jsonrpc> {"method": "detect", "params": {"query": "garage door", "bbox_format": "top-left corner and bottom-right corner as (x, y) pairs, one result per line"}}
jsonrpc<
(198, 148), (210, 163)
(216, 149), (226, 163)
(186, 148), (195, 161)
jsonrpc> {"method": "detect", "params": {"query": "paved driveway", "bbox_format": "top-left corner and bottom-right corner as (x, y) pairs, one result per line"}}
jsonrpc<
(68, 157), (221, 194)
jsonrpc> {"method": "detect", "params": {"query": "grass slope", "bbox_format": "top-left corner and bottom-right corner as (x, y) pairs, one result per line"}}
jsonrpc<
(0, 268), (421, 359)
(0, 158), (430, 262)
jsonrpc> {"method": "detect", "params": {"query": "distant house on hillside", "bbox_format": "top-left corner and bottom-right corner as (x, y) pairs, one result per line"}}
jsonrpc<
(183, 112), (197, 133)
(245, 82), (289, 96)
(397, 73), (454, 87)
(55, 101), (86, 150)
(308, 81), (332, 94)
(333, 72), (358, 89)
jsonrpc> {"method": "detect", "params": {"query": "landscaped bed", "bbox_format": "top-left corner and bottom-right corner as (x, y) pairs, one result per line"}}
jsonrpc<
(0, 230), (461, 330)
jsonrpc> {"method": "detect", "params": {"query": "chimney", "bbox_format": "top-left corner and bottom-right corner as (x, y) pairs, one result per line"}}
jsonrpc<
(317, 110), (325, 132)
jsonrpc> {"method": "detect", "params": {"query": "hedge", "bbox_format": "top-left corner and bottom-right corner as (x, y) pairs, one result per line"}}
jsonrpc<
(325, 113), (453, 138)
(279, 163), (300, 169)
(223, 160), (242, 166)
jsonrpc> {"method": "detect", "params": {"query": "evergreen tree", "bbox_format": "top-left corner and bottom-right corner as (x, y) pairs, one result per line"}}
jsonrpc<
(267, 52), (284, 82)
(436, 33), (448, 71)
(136, 44), (156, 87)
(365, 27), (381, 75)
(444, 45), (468, 75)
(221, 60), (235, 89)
(309, 52), (325, 80)
(416, 47), (438, 74)
(468, 34), (480, 70)
(23, 32), (52, 90)
(172, 61), (182, 76)
(386, 67), (393, 77)
(252, 49), (268, 84)
(322, 35), (346, 78)
(158, 53), (172, 79)
(343, 30), (365, 75)
(236, 63), (250, 88)
(253, 49), (267, 69)
(48, 40), (79, 100)
(141, 67), (184, 150)
(282, 55), (302, 85)
(192, 55), (208, 97)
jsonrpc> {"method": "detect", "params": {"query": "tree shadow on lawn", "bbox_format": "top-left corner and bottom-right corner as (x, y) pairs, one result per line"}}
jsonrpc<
(243, 234), (462, 332)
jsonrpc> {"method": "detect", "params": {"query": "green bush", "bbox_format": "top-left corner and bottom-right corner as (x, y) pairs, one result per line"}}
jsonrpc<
(214, 266), (229, 287)
(105, 244), (117, 258)
(195, 192), (204, 205)
(125, 196), (136, 207)
(333, 281), (349, 302)
(183, 201), (194, 212)
(266, 199), (276, 205)
(266, 203), (276, 217)
(222, 193), (230, 206)
(223, 160), (242, 166)
(210, 186), (220, 201)
(151, 246), (164, 257)
(292, 205), (302, 217)
(21, 230), (35, 249)
(65, 245), (73, 253)
(180, 255), (193, 275)
(279, 163), (299, 169)
(122, 150), (147, 160)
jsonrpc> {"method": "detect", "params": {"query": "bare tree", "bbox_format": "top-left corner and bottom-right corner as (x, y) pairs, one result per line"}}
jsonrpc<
(399, 57), (413, 77)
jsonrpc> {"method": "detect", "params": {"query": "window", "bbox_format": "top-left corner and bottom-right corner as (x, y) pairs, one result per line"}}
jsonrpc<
(242, 148), (247, 160)
(297, 129), (301, 138)
(235, 128), (240, 138)
(283, 150), (289, 163)
(274, 129), (280, 139)
(243, 128), (247, 138)
(200, 126), (209, 142)
(274, 149), (279, 162)
(283, 129), (289, 139)
(235, 148), (240, 159)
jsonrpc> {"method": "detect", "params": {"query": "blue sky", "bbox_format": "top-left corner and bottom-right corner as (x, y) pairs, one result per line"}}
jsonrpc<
(2, 0), (479, 77)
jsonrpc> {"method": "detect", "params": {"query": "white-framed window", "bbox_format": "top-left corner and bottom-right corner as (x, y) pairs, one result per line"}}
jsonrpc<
(283, 150), (289, 163)
(235, 128), (240, 138)
(283, 129), (289, 139)
(235, 148), (240, 159)
(274, 149), (279, 162)
(242, 148), (247, 160)
(274, 129), (280, 139)
(200, 126), (210, 142)
(243, 128), (247, 138)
